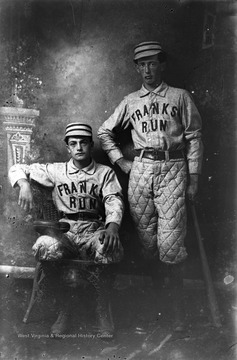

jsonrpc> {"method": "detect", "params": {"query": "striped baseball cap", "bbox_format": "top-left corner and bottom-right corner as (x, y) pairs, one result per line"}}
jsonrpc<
(64, 122), (92, 141)
(134, 41), (163, 61)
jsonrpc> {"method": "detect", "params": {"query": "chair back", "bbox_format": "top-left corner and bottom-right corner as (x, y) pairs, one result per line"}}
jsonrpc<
(30, 179), (61, 222)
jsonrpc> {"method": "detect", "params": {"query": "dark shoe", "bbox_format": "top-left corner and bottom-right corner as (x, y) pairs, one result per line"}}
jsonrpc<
(51, 310), (70, 335)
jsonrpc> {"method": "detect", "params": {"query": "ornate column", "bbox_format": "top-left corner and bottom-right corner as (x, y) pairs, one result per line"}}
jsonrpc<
(0, 106), (40, 170)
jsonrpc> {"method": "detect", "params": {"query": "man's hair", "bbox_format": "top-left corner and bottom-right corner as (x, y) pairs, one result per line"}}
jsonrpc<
(134, 51), (167, 64)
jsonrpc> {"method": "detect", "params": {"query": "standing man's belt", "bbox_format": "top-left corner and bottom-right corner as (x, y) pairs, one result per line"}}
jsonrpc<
(136, 149), (184, 161)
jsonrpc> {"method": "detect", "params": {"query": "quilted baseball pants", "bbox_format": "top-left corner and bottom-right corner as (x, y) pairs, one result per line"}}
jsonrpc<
(128, 156), (188, 264)
(32, 220), (123, 264)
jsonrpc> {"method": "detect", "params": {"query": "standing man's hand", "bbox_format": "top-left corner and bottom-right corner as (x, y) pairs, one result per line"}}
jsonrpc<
(17, 179), (33, 211)
(187, 174), (199, 202)
(116, 158), (133, 174)
(99, 222), (121, 254)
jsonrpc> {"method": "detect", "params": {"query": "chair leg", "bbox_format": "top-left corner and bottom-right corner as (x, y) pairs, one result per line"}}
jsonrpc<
(23, 262), (45, 323)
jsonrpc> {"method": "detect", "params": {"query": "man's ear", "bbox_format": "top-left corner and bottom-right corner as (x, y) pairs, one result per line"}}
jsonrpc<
(135, 63), (140, 74)
(66, 145), (71, 154)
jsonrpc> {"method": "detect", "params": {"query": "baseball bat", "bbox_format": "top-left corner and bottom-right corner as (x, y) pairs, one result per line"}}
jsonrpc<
(190, 203), (222, 327)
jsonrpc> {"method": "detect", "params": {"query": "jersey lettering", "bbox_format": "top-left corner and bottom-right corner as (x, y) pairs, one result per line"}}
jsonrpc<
(135, 109), (142, 120)
(71, 182), (77, 193)
(63, 184), (70, 195)
(171, 106), (178, 117)
(70, 196), (76, 208)
(57, 184), (64, 196)
(79, 181), (86, 193)
(141, 119), (168, 133)
(131, 102), (178, 122)
(78, 197), (86, 209)
(162, 103), (169, 115)
(160, 120), (167, 131)
(89, 183), (98, 196)
(143, 104), (149, 116)
(142, 122), (148, 133)
(90, 198), (97, 209)
(150, 119), (158, 131)
(57, 181), (99, 197)
(69, 196), (98, 210)
(152, 103), (159, 115)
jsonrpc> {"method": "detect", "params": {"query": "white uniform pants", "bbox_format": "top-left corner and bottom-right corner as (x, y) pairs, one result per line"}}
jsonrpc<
(128, 157), (188, 264)
(32, 219), (123, 264)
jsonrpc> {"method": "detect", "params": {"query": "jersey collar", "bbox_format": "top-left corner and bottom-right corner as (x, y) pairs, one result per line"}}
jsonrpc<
(67, 158), (96, 175)
(139, 81), (169, 98)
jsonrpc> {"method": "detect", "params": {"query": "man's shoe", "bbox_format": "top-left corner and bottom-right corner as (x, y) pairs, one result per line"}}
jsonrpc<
(50, 310), (70, 335)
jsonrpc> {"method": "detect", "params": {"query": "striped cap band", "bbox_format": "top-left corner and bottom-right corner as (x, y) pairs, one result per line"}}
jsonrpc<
(134, 41), (163, 61)
(64, 122), (92, 141)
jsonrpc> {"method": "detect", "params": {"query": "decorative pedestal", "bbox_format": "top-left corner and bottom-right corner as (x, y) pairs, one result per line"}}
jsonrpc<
(0, 107), (40, 170)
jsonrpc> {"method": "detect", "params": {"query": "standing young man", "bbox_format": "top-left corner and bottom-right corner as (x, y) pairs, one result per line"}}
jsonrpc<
(98, 41), (203, 329)
(9, 122), (124, 337)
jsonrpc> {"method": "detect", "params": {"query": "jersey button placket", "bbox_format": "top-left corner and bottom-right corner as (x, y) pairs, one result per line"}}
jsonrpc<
(146, 94), (153, 147)
(149, 92), (159, 149)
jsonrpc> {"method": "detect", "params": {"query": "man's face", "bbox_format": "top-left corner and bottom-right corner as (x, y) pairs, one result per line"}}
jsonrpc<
(135, 54), (165, 90)
(66, 136), (93, 164)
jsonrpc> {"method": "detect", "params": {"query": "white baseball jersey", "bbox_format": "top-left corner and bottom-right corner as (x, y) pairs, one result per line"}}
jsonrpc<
(9, 159), (124, 227)
(97, 81), (203, 174)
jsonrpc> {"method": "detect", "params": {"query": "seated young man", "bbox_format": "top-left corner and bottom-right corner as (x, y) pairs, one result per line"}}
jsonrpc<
(8, 122), (124, 338)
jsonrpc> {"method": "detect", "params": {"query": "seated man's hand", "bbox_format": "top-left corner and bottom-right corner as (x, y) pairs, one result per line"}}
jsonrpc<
(17, 179), (33, 211)
(98, 222), (121, 254)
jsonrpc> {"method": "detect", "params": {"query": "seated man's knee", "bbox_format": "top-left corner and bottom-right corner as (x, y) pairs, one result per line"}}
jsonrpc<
(32, 235), (65, 261)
